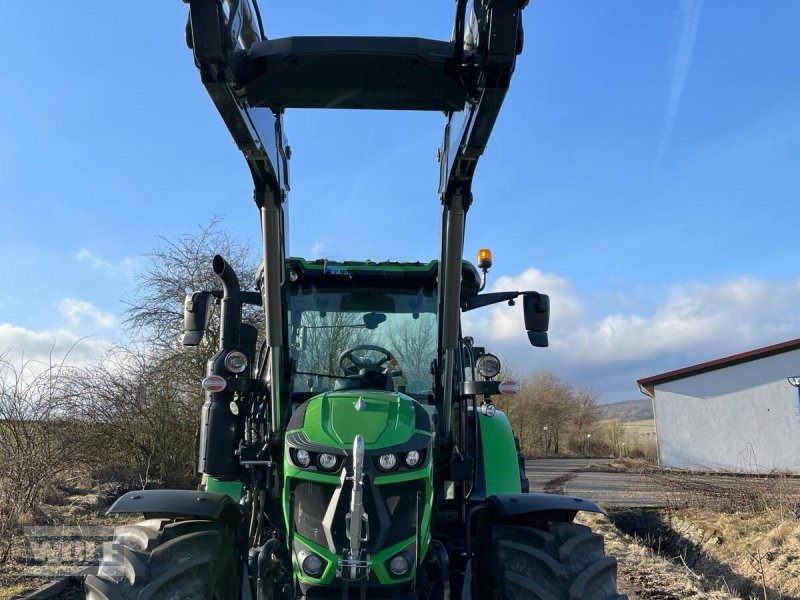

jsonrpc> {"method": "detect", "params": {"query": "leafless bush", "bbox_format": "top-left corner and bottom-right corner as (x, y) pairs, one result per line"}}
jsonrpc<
(0, 349), (90, 568)
(78, 346), (201, 490)
(625, 439), (659, 463)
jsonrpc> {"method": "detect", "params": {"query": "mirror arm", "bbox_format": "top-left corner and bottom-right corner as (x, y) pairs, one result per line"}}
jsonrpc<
(461, 291), (521, 312)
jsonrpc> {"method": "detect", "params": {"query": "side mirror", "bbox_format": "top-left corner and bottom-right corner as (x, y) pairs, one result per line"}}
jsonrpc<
(183, 292), (213, 346)
(523, 292), (549, 348)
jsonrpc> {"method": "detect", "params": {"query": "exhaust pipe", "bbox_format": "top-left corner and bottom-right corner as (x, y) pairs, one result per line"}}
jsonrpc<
(198, 255), (245, 477)
(213, 254), (242, 349)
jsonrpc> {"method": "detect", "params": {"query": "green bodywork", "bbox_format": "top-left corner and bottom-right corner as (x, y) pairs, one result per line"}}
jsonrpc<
(205, 478), (244, 502)
(288, 256), (481, 286)
(284, 390), (433, 586)
(292, 391), (427, 448)
(477, 410), (522, 495)
(290, 257), (439, 273)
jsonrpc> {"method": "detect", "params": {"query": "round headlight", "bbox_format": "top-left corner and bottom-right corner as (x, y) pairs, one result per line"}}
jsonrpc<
(318, 453), (338, 471)
(378, 454), (397, 471)
(388, 554), (410, 576)
(224, 350), (248, 374)
(476, 353), (501, 379)
(294, 449), (311, 467)
(302, 554), (324, 576)
(404, 450), (421, 468)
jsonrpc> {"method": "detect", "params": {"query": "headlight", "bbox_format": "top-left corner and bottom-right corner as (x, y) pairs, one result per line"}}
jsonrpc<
(388, 553), (410, 576)
(302, 554), (324, 576)
(404, 450), (421, 468)
(224, 350), (248, 374)
(294, 449), (311, 467)
(476, 353), (501, 379)
(317, 453), (338, 471)
(378, 454), (397, 471)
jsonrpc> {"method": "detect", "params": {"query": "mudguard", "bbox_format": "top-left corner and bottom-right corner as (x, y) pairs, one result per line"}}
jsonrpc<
(107, 489), (242, 535)
(488, 492), (604, 518)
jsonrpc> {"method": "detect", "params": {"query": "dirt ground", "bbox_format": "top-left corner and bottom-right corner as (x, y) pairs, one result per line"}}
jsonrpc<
(0, 483), (132, 600)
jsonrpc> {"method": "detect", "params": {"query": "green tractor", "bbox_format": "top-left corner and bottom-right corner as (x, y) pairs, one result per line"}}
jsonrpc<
(84, 1), (626, 599)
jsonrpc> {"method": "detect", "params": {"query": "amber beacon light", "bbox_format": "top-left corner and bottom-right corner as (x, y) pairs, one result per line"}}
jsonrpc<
(477, 248), (493, 271)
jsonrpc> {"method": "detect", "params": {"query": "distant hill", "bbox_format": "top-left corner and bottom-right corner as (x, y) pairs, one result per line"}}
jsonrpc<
(598, 399), (653, 422)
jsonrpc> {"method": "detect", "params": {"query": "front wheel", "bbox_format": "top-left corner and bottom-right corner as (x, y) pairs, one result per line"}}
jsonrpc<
(488, 522), (627, 600)
(84, 518), (240, 600)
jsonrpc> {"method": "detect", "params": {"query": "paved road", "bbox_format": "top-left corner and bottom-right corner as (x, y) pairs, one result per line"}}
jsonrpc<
(525, 458), (667, 507)
(525, 458), (800, 508)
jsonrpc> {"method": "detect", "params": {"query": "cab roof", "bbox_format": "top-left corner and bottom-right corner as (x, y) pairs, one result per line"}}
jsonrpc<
(287, 257), (481, 298)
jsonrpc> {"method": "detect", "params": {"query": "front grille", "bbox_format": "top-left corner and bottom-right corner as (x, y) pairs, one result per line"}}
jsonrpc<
(291, 476), (425, 553)
(381, 481), (424, 545)
(292, 480), (335, 549)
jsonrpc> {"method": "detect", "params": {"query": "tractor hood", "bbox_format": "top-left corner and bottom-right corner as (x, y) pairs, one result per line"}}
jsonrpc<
(286, 390), (430, 449)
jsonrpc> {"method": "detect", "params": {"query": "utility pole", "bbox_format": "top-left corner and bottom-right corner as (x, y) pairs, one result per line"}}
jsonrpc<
(543, 426), (549, 456)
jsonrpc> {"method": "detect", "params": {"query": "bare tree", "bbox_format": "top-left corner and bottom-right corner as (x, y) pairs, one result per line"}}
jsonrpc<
(497, 371), (603, 457)
(295, 311), (375, 378)
(124, 217), (259, 349)
(603, 418), (624, 457)
(123, 218), (260, 403)
(569, 387), (600, 451)
(387, 316), (436, 386)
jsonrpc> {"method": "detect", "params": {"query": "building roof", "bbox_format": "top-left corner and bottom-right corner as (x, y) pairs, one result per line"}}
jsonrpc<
(637, 337), (800, 396)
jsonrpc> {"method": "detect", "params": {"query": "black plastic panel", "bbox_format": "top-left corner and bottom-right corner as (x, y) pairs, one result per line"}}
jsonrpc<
(107, 490), (237, 520)
(488, 493), (604, 517)
(246, 37), (467, 111)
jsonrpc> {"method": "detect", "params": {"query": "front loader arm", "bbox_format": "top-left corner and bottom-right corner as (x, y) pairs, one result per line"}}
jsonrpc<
(185, 0), (529, 442)
(436, 0), (526, 444)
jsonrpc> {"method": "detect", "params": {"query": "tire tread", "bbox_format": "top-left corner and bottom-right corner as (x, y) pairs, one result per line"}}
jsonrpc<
(84, 519), (238, 600)
(488, 521), (627, 600)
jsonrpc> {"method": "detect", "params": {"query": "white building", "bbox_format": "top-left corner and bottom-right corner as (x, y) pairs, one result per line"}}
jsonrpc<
(638, 339), (800, 473)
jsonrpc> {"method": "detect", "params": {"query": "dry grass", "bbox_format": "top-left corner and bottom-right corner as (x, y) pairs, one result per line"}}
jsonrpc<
(0, 584), (28, 600)
(579, 512), (738, 600)
(0, 480), (132, 599)
(579, 467), (800, 600)
(670, 507), (800, 599)
(656, 470), (800, 516)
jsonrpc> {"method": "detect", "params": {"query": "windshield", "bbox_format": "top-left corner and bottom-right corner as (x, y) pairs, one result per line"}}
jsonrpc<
(288, 285), (437, 398)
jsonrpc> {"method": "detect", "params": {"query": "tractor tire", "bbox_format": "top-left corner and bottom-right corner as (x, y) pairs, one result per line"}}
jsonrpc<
(84, 518), (240, 600)
(488, 522), (627, 600)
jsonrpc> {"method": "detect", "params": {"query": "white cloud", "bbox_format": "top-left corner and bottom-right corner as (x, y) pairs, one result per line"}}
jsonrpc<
(0, 298), (119, 371)
(57, 298), (117, 329)
(309, 239), (329, 259)
(464, 268), (800, 401)
(75, 247), (142, 278)
(0, 323), (110, 370)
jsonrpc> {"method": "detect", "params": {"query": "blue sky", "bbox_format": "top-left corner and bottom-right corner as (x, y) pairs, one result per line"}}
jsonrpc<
(1, 1), (799, 401)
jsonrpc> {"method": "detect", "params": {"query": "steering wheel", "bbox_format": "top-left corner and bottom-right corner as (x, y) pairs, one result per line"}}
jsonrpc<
(338, 344), (396, 376)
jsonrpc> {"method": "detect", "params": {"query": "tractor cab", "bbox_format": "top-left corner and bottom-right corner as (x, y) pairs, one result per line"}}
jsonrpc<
(286, 258), (480, 404)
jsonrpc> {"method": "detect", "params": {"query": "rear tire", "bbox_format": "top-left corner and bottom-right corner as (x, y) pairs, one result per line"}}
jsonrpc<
(488, 522), (627, 600)
(84, 518), (240, 600)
